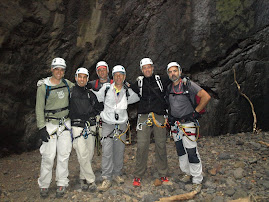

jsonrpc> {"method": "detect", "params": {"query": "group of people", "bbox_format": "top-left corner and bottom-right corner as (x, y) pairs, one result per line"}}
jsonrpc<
(35, 57), (211, 198)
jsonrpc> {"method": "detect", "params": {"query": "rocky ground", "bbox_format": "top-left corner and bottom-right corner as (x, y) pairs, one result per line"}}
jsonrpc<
(0, 131), (269, 202)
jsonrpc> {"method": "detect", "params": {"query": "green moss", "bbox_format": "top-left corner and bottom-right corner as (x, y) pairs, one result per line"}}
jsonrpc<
(216, 0), (255, 37)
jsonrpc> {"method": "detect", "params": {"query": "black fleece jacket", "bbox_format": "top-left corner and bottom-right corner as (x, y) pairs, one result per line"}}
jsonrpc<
(131, 74), (170, 115)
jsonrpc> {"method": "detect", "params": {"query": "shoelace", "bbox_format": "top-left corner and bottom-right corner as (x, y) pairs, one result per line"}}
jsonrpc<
(134, 178), (140, 182)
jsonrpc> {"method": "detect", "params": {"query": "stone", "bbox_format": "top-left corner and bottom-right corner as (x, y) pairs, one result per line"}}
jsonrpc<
(233, 168), (244, 179)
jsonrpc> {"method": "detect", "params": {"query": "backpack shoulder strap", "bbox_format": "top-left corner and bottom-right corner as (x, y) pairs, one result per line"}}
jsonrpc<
(62, 79), (70, 96)
(137, 76), (144, 96)
(155, 75), (163, 92)
(95, 79), (99, 90)
(45, 85), (51, 106)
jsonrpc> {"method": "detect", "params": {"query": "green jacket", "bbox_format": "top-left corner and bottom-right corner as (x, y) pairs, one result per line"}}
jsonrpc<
(35, 77), (74, 129)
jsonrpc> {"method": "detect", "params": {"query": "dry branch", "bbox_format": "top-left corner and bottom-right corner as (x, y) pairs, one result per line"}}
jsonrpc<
(233, 67), (258, 134)
(258, 141), (269, 147)
(157, 191), (197, 201)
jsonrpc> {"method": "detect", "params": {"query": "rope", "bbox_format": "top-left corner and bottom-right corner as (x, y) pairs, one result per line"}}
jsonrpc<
(175, 121), (200, 142)
(151, 112), (167, 128)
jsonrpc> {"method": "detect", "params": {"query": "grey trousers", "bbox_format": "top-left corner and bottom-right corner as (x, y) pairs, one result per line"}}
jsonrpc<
(101, 122), (126, 180)
(134, 113), (168, 178)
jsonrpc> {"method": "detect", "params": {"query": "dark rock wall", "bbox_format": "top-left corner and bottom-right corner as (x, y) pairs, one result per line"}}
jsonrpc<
(0, 0), (268, 154)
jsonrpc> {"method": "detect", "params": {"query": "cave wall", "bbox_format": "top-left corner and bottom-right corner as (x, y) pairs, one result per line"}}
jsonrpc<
(0, 0), (268, 154)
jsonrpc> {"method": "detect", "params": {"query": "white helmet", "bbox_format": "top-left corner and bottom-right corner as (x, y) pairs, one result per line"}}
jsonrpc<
(51, 57), (66, 69)
(96, 61), (109, 72)
(75, 67), (89, 78)
(140, 58), (153, 69)
(112, 65), (126, 75)
(167, 62), (181, 72)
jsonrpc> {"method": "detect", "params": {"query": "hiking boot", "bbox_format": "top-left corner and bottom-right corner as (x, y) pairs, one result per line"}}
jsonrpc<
(181, 174), (191, 183)
(98, 179), (112, 192)
(114, 175), (124, 185)
(40, 188), (49, 198)
(80, 179), (88, 191)
(192, 183), (202, 193)
(56, 186), (66, 198)
(133, 177), (141, 187)
(88, 182), (97, 192)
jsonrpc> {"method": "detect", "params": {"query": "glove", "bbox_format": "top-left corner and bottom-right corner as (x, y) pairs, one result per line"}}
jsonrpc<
(39, 127), (50, 142)
(192, 110), (201, 120)
(168, 115), (175, 126)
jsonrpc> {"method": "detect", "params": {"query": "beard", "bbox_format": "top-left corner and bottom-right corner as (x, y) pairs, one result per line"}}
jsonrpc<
(170, 75), (180, 82)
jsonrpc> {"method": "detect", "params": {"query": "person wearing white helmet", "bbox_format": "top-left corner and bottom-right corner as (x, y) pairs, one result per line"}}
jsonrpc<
(131, 58), (170, 187)
(89, 61), (114, 153)
(69, 67), (102, 192)
(91, 65), (139, 192)
(166, 62), (211, 193)
(35, 57), (74, 198)
(90, 61), (113, 91)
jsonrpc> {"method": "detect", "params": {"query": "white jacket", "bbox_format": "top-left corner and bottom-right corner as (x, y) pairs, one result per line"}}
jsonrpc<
(91, 83), (140, 124)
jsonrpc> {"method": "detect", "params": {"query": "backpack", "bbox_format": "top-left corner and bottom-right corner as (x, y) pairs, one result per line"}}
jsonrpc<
(45, 78), (70, 105)
(137, 75), (163, 97)
(167, 77), (205, 115)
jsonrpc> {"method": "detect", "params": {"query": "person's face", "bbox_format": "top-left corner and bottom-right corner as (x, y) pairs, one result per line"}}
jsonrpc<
(51, 67), (65, 80)
(167, 66), (181, 82)
(141, 64), (154, 77)
(75, 73), (88, 87)
(97, 67), (108, 80)
(113, 72), (126, 86)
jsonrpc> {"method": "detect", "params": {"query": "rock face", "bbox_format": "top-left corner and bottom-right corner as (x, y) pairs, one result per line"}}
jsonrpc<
(0, 0), (268, 154)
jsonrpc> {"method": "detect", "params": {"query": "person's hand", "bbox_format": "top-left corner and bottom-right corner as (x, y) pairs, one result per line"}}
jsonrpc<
(192, 110), (201, 120)
(168, 115), (175, 126)
(39, 127), (50, 142)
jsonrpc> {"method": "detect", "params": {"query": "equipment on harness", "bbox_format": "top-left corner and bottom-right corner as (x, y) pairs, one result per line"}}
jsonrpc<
(170, 120), (200, 142)
(102, 123), (131, 145)
(137, 75), (163, 97)
(136, 112), (167, 130)
(73, 121), (96, 140)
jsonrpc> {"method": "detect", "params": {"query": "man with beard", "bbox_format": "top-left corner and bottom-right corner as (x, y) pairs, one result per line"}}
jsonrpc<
(166, 62), (211, 193)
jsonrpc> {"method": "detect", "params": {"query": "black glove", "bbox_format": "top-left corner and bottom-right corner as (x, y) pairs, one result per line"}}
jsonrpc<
(39, 127), (50, 142)
(192, 110), (201, 120)
(168, 115), (175, 126)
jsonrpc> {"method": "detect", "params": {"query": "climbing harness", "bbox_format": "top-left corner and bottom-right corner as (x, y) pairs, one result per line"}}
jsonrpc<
(170, 120), (200, 142)
(136, 112), (167, 130)
(73, 121), (96, 140)
(47, 117), (72, 139)
(102, 122), (131, 145)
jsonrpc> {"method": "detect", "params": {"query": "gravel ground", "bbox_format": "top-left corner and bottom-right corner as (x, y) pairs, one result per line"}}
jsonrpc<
(1, 131), (269, 202)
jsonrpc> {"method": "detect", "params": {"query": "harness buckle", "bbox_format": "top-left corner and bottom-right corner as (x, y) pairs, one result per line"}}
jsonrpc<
(146, 118), (153, 126)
